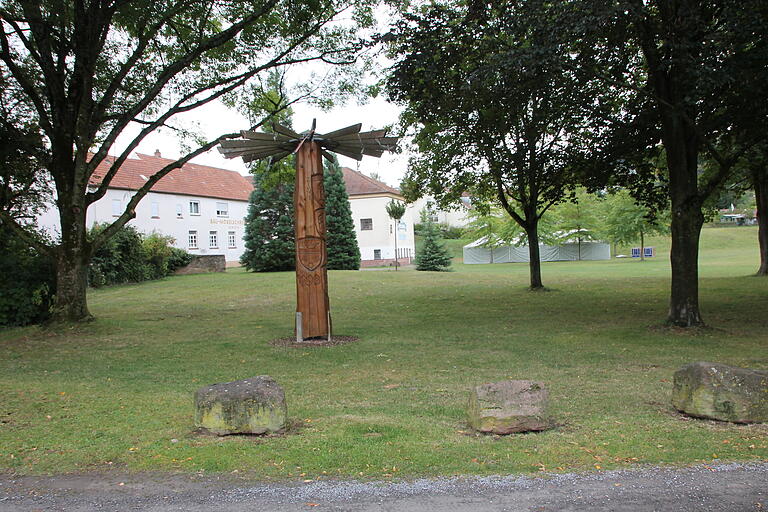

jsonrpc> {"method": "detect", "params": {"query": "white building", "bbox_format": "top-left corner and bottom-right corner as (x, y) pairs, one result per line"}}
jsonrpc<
(341, 167), (416, 267)
(407, 194), (472, 228)
(38, 157), (416, 268)
(39, 151), (252, 263)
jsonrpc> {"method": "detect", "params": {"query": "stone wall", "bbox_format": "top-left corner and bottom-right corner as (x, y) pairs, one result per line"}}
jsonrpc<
(174, 255), (226, 275)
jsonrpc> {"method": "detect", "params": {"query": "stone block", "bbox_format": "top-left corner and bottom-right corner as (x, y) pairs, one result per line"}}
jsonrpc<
(194, 376), (286, 435)
(175, 255), (226, 275)
(468, 380), (552, 434)
(672, 362), (768, 423)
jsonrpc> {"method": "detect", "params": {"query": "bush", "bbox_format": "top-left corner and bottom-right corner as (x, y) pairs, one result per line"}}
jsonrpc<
(0, 225), (56, 326)
(88, 225), (190, 287)
(438, 223), (465, 239)
(167, 247), (194, 273)
(143, 232), (175, 279)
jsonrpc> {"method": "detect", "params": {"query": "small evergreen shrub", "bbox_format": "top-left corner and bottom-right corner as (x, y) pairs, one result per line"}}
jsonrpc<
(0, 225), (56, 326)
(415, 221), (452, 271)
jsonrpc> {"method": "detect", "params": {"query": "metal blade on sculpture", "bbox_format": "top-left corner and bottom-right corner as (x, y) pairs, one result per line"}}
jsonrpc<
(266, 151), (291, 165)
(239, 131), (293, 142)
(321, 149), (335, 162)
(319, 123), (362, 140)
(271, 122), (300, 139)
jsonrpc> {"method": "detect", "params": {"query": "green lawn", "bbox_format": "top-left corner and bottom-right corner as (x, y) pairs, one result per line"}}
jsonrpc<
(1, 226), (766, 479)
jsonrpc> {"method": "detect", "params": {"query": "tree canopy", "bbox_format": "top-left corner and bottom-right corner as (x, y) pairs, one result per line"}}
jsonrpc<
(0, 0), (372, 321)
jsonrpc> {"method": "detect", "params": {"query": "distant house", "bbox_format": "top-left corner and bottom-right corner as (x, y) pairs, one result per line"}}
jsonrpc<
(407, 193), (472, 228)
(340, 167), (416, 267)
(37, 156), (415, 267)
(38, 151), (252, 263)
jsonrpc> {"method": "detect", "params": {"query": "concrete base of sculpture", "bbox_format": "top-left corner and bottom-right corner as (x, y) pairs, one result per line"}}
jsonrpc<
(194, 376), (287, 435)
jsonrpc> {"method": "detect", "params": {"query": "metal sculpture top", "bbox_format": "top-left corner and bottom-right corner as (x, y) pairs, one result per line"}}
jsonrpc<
(217, 120), (398, 164)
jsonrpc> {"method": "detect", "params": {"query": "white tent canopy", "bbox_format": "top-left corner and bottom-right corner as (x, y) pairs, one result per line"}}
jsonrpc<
(463, 236), (610, 264)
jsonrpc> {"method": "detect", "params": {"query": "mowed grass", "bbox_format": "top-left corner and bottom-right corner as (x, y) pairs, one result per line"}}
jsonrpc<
(0, 226), (766, 479)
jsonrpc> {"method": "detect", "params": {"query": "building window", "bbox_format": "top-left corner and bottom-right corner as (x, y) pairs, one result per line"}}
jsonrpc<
(216, 202), (229, 217)
(151, 201), (159, 218)
(112, 199), (121, 217)
(360, 218), (373, 231)
(189, 200), (200, 215)
(176, 204), (183, 218)
(209, 231), (218, 248)
(373, 249), (382, 260)
(188, 231), (198, 249)
(228, 231), (237, 248)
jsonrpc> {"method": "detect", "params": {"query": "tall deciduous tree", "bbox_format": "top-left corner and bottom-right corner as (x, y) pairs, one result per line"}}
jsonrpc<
(387, 0), (612, 289)
(324, 156), (360, 270)
(0, 0), (370, 321)
(573, 0), (768, 325)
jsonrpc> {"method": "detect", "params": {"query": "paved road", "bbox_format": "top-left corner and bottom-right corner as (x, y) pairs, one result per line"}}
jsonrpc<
(1, 463), (766, 511)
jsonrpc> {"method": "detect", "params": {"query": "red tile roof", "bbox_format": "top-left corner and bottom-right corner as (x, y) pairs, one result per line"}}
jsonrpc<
(89, 153), (253, 201)
(341, 167), (402, 198)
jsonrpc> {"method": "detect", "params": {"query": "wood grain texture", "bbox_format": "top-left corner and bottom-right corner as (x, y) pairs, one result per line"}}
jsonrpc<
(294, 141), (331, 339)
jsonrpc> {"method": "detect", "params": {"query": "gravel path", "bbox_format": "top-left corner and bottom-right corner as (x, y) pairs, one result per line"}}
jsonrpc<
(1, 463), (766, 511)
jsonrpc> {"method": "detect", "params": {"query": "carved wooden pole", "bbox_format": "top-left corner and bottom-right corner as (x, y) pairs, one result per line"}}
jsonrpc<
(218, 121), (397, 342)
(294, 140), (330, 339)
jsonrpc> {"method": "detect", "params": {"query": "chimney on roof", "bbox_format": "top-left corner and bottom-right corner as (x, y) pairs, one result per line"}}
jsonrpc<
(154, 149), (161, 158)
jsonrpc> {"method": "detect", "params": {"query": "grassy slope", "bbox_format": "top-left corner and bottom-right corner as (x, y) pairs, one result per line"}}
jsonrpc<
(0, 226), (765, 479)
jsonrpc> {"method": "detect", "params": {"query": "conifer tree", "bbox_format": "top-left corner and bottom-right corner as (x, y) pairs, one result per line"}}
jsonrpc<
(240, 172), (295, 272)
(415, 213), (452, 271)
(324, 157), (361, 270)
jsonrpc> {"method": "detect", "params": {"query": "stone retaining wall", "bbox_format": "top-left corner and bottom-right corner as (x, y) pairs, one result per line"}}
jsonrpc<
(174, 255), (226, 275)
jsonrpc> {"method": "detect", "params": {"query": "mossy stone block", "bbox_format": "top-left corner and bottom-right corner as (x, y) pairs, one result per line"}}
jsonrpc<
(194, 376), (286, 435)
(468, 380), (553, 434)
(672, 362), (768, 423)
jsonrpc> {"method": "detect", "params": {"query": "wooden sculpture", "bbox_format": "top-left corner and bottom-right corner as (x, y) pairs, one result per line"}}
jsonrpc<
(218, 120), (397, 341)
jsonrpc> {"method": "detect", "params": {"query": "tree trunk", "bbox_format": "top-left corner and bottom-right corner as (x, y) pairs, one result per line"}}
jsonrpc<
(525, 219), (544, 289)
(51, 186), (93, 322)
(667, 197), (705, 327)
(753, 167), (767, 276)
(640, 228), (645, 261)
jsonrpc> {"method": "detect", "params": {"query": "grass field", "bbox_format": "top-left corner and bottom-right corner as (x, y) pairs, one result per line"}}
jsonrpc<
(0, 226), (766, 479)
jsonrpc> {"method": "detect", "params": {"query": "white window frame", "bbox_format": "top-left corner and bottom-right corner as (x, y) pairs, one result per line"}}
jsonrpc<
(189, 200), (200, 216)
(360, 218), (373, 231)
(188, 230), (198, 249)
(216, 202), (229, 218)
(228, 231), (237, 248)
(373, 249), (382, 260)
(150, 201), (159, 218)
(209, 230), (218, 249)
(112, 199), (121, 217)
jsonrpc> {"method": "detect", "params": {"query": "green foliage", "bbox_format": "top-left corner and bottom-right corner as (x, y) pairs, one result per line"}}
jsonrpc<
(324, 157), (360, 270)
(88, 225), (185, 286)
(142, 232), (176, 280)
(89, 224), (151, 287)
(550, 189), (603, 244)
(600, 190), (669, 248)
(167, 247), (195, 274)
(385, 199), (406, 221)
(0, 225), (55, 326)
(415, 219), (452, 272)
(240, 173), (295, 272)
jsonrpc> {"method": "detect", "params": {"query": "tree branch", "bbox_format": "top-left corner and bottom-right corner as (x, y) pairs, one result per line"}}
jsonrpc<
(0, 210), (54, 257)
